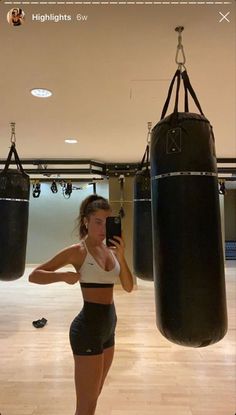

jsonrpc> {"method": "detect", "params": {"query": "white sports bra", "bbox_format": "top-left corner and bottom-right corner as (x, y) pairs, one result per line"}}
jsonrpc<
(79, 239), (120, 286)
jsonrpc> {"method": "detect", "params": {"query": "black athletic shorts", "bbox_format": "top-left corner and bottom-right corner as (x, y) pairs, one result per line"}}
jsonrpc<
(69, 301), (117, 356)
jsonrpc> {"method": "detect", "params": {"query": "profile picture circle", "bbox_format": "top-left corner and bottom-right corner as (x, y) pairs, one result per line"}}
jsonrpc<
(7, 8), (25, 27)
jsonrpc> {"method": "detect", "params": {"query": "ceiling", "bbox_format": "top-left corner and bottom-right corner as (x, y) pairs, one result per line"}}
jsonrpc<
(0, 2), (235, 167)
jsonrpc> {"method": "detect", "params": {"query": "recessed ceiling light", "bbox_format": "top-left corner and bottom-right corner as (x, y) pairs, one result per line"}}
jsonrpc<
(65, 139), (78, 144)
(31, 88), (52, 98)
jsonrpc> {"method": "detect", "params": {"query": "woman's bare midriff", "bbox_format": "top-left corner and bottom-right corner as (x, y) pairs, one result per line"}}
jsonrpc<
(81, 286), (114, 304)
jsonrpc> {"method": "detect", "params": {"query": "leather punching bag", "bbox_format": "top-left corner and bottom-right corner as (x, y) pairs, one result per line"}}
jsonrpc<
(0, 144), (30, 281)
(133, 145), (153, 280)
(150, 69), (227, 347)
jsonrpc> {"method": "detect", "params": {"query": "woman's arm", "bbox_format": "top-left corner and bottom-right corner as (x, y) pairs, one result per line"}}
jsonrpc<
(118, 257), (134, 292)
(109, 236), (134, 293)
(28, 245), (81, 285)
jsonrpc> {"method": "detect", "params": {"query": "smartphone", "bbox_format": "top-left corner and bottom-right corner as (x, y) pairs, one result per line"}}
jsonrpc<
(106, 216), (121, 247)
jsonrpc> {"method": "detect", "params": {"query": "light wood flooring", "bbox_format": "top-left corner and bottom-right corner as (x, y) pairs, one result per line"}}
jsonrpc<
(0, 262), (235, 415)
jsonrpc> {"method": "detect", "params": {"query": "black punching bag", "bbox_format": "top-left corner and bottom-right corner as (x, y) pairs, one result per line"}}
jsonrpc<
(150, 69), (227, 347)
(133, 145), (153, 280)
(0, 144), (30, 281)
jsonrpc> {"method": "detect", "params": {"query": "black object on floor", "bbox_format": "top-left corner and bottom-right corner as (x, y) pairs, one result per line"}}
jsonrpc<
(32, 318), (47, 328)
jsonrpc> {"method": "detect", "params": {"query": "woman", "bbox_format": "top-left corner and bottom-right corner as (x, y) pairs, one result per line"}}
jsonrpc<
(10, 8), (24, 26)
(29, 194), (134, 415)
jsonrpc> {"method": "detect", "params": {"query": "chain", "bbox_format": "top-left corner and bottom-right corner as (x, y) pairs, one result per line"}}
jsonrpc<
(175, 26), (186, 71)
(10, 122), (16, 145)
(147, 121), (152, 144)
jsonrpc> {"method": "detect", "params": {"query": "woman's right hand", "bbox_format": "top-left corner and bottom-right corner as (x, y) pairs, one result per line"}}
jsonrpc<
(64, 271), (81, 285)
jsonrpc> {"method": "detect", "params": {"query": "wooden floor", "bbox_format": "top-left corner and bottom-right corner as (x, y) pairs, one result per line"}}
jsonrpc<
(0, 262), (235, 415)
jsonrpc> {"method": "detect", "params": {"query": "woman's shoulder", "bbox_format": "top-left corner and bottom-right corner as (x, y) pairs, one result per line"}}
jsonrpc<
(69, 241), (87, 265)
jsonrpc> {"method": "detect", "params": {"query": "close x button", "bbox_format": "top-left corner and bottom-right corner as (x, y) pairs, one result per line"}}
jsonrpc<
(219, 11), (230, 23)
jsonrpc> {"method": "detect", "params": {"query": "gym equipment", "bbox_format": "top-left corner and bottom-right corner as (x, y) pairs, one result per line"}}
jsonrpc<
(150, 28), (227, 347)
(0, 125), (30, 281)
(133, 123), (153, 281)
(32, 180), (41, 198)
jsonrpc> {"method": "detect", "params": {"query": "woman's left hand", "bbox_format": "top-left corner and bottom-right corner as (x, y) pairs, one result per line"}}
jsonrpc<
(108, 236), (125, 263)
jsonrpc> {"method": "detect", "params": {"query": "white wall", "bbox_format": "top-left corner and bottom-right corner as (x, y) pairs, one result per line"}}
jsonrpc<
(26, 180), (109, 264)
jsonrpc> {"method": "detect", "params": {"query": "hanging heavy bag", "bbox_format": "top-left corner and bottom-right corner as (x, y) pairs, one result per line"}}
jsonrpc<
(0, 144), (30, 281)
(150, 69), (227, 347)
(133, 145), (153, 281)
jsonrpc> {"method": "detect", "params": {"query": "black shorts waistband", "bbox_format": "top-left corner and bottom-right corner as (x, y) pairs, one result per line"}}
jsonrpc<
(74, 300), (116, 326)
(82, 300), (115, 319)
(83, 300), (114, 308)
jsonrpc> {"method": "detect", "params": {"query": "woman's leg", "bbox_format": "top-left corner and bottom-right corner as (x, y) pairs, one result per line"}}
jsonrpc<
(73, 346), (115, 415)
(98, 345), (115, 395)
(73, 353), (104, 415)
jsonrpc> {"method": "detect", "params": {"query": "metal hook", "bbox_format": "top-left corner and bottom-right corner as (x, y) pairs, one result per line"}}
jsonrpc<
(175, 26), (186, 70)
(10, 122), (16, 145)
